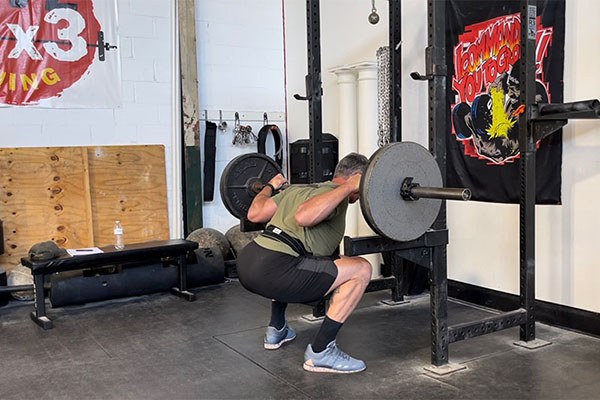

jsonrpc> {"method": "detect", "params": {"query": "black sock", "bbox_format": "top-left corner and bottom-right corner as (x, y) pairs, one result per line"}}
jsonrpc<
(312, 316), (343, 352)
(269, 300), (287, 330)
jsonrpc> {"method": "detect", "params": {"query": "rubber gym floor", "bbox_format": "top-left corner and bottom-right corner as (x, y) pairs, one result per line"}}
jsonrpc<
(1, 280), (599, 400)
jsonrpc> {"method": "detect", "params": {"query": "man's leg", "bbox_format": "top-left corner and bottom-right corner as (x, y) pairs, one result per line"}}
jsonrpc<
(269, 300), (287, 329)
(264, 299), (296, 349)
(311, 256), (372, 351)
(304, 256), (372, 373)
(326, 255), (373, 321)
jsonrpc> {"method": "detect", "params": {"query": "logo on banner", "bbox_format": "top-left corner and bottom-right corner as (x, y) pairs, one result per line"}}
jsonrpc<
(0, 0), (116, 105)
(450, 14), (553, 164)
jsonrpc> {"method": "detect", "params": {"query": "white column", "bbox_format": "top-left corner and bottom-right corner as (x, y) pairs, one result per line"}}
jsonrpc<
(330, 62), (382, 277)
(356, 64), (379, 159)
(356, 63), (383, 278)
(330, 68), (359, 238)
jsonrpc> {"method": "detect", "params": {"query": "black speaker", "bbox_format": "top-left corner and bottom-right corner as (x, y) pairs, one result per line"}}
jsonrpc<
(290, 133), (339, 183)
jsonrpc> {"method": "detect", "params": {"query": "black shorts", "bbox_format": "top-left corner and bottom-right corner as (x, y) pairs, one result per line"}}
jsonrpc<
(236, 241), (338, 304)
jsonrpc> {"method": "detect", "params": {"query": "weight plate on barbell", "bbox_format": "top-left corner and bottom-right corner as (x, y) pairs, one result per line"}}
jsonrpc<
(220, 153), (283, 220)
(360, 142), (443, 242)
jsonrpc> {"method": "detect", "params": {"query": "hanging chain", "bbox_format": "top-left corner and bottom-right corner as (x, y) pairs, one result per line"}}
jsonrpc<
(376, 46), (391, 147)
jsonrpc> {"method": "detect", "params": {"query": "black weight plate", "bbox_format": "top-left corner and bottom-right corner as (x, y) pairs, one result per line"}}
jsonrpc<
(360, 142), (442, 242)
(220, 153), (283, 219)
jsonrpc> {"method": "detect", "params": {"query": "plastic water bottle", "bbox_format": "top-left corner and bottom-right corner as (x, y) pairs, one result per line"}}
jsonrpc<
(114, 220), (124, 250)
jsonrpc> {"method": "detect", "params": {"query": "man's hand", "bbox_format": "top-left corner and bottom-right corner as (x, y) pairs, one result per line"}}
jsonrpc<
(247, 173), (286, 223)
(268, 174), (288, 191)
(344, 173), (362, 195)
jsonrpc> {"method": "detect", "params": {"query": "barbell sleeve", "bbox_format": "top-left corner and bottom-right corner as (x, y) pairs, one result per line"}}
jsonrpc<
(400, 177), (471, 201)
(408, 186), (471, 201)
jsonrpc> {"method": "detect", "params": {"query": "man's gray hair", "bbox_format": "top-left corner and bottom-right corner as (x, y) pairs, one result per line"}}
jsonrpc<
(333, 152), (370, 178)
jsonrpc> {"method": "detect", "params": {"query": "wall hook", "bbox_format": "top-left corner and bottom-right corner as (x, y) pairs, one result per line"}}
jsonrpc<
(218, 110), (227, 131)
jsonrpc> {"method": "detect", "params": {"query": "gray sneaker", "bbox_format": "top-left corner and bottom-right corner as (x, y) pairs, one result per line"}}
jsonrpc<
(264, 322), (296, 349)
(303, 340), (366, 373)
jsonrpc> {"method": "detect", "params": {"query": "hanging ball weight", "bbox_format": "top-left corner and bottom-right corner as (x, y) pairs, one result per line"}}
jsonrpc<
(368, 11), (380, 25)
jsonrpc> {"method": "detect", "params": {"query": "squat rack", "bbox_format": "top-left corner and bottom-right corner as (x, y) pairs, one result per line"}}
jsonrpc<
(415, 0), (599, 370)
(297, 0), (600, 372)
(296, 0), (410, 320)
(295, 0), (402, 183)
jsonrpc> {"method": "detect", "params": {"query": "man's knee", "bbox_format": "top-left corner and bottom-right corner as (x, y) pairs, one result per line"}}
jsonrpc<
(333, 256), (372, 287)
(356, 257), (372, 286)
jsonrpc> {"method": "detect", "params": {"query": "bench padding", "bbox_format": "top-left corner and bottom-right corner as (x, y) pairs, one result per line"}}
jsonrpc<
(22, 239), (198, 274)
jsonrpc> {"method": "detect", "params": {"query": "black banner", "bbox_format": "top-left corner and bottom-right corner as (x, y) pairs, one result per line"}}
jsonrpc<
(447, 0), (564, 204)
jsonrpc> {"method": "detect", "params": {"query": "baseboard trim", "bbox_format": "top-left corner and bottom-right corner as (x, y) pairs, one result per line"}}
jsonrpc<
(448, 280), (600, 338)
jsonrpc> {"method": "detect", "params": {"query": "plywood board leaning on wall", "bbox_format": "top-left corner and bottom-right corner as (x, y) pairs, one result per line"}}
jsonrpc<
(0, 147), (94, 268)
(87, 146), (169, 247)
(0, 145), (170, 271)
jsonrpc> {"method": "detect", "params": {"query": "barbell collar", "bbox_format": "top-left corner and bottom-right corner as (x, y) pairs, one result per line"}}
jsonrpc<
(249, 180), (265, 195)
(400, 176), (419, 201)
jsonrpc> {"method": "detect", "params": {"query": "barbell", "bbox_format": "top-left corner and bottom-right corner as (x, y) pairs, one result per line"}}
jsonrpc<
(219, 142), (471, 242)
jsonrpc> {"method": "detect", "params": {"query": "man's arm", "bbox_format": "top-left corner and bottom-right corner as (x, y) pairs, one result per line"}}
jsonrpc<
(295, 174), (361, 227)
(246, 174), (287, 223)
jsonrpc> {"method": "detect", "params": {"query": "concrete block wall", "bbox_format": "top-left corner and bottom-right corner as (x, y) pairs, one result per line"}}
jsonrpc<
(0, 0), (178, 234)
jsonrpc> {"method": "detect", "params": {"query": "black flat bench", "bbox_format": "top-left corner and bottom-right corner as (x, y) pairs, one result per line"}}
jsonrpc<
(21, 239), (199, 329)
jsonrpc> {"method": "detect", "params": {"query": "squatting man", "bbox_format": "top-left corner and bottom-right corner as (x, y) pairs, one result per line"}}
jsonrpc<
(237, 153), (372, 374)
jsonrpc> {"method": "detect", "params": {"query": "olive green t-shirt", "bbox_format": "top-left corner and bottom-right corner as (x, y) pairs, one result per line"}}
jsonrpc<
(254, 182), (348, 257)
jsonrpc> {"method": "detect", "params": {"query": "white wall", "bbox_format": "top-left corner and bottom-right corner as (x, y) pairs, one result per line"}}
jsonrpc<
(0, 0), (179, 234)
(196, 0), (286, 233)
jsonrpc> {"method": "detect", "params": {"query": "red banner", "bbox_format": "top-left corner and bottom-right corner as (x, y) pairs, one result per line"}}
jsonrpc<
(0, 0), (119, 107)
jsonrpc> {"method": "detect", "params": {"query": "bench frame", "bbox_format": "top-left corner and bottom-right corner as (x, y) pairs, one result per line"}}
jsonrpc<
(21, 239), (199, 329)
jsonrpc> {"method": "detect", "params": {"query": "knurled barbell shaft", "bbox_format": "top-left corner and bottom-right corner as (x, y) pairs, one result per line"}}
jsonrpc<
(409, 186), (471, 201)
